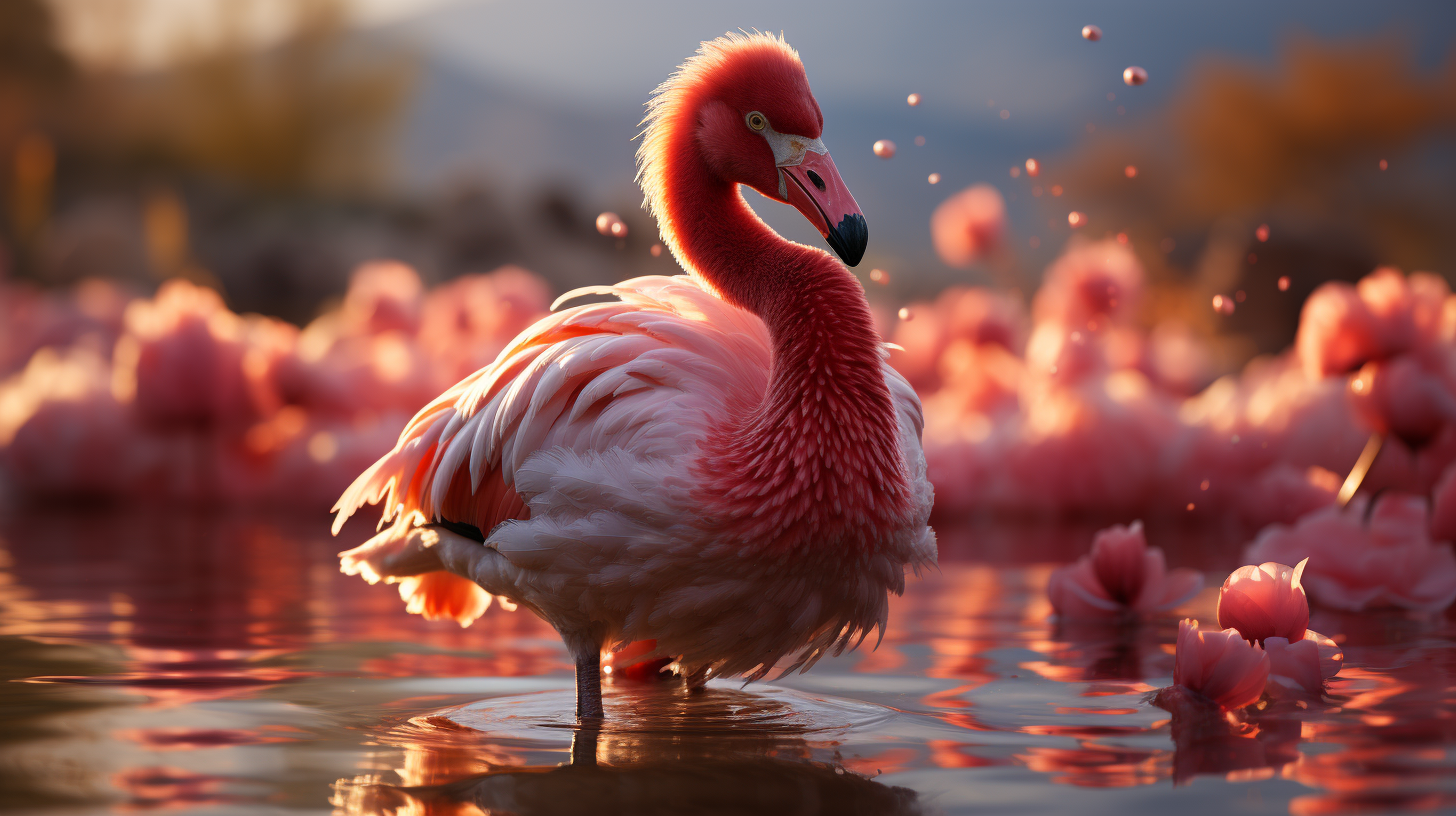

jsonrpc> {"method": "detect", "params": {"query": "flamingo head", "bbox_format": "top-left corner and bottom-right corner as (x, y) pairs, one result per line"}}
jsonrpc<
(640, 33), (868, 267)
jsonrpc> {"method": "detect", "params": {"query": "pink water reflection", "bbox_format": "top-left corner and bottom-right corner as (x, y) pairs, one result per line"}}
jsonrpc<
(0, 509), (1452, 812)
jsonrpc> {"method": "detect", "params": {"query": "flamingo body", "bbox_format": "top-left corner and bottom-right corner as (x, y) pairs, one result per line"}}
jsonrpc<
(333, 32), (936, 715)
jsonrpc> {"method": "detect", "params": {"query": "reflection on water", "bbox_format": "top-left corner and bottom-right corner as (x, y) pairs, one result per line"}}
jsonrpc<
(0, 508), (1453, 813)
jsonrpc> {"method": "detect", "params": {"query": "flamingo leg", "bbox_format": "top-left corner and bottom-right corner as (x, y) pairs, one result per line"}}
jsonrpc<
(576, 654), (604, 720)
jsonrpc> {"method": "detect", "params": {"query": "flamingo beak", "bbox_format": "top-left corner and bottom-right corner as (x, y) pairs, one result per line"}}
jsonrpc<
(781, 151), (868, 267)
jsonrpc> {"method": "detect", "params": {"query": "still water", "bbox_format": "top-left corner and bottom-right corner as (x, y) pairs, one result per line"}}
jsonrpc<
(1, 508), (1452, 814)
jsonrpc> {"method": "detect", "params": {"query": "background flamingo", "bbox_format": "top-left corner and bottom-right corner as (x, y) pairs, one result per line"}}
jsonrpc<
(331, 33), (936, 719)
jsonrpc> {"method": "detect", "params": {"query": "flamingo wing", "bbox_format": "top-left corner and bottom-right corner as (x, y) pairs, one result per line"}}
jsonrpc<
(332, 275), (774, 623)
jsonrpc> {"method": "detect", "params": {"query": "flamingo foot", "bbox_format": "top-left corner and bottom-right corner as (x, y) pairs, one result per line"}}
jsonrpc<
(576, 654), (604, 720)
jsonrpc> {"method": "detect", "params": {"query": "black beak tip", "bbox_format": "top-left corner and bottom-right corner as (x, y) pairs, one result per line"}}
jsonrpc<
(825, 212), (868, 267)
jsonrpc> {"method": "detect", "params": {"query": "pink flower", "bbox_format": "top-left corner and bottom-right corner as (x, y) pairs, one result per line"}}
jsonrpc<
(1047, 521), (1204, 618)
(889, 286), (1026, 394)
(1244, 494), (1456, 612)
(1295, 268), (1450, 379)
(1216, 559), (1310, 645)
(1171, 619), (1269, 710)
(1264, 631), (1343, 696)
(1347, 355), (1456, 449)
(930, 184), (1006, 267)
(1031, 239), (1144, 329)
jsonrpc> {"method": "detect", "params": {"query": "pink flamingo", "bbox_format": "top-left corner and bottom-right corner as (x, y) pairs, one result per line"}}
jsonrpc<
(331, 33), (936, 719)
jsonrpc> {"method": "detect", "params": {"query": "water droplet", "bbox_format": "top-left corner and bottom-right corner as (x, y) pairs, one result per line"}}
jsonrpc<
(1212, 294), (1235, 315)
(999, 109), (1010, 120)
(596, 212), (626, 237)
(1124, 165), (1137, 178)
(927, 173), (941, 184)
(1379, 159), (1388, 171)
(1186, 503), (1195, 511)
(872, 139), (896, 159)
(1235, 290), (1246, 303)
(906, 93), (921, 107)
(1278, 276), (1291, 291)
(1029, 236), (1041, 248)
(869, 268), (890, 284)
(1025, 158), (1040, 177)
(1116, 232), (1128, 244)
(1200, 479), (1210, 491)
(1123, 66), (1148, 86)
(1247, 253), (1258, 265)
(914, 135), (926, 146)
(1106, 92), (1116, 101)
(1009, 166), (1022, 178)
(1255, 224), (1270, 242)
(1082, 25), (1102, 41)
(1067, 211), (1086, 228)
(650, 243), (663, 257)
(1160, 237), (1176, 253)
(1032, 186), (1043, 197)
(898, 307), (914, 321)
(1050, 185), (1063, 197)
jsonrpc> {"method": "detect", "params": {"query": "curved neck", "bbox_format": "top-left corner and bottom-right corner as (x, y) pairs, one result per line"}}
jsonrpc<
(661, 145), (913, 543)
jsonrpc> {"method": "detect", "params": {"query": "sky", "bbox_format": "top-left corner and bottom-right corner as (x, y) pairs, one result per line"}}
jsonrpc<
(370, 0), (1456, 281)
(50, 0), (1456, 283)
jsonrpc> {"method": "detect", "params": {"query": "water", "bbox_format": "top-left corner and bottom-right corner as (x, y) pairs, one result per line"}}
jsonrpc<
(1, 509), (1452, 814)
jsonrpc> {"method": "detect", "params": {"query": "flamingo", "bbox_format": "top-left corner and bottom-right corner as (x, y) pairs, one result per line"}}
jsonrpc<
(331, 33), (937, 719)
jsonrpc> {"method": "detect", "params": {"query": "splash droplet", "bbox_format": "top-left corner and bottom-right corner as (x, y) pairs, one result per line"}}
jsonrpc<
(1116, 232), (1128, 244)
(1212, 294), (1235, 315)
(1009, 166), (1022, 178)
(1187, 503), (1195, 511)
(1124, 165), (1137, 178)
(914, 135), (926, 146)
(872, 139), (896, 159)
(1082, 25), (1102, 41)
(1379, 159), (1388, 171)
(1255, 224), (1270, 242)
(1278, 276), (1291, 291)
(898, 307), (914, 321)
(927, 173), (941, 184)
(869, 268), (890, 284)
(1050, 185), (1063, 197)
(906, 93), (921, 107)
(1025, 158), (1040, 177)
(1200, 479), (1210, 491)
(596, 212), (627, 237)
(1067, 211), (1086, 228)
(1123, 66), (1148, 86)
(650, 243), (663, 257)
(999, 109), (1010, 120)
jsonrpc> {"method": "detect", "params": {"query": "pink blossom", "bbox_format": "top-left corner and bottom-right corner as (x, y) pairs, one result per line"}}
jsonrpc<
(1047, 521), (1203, 618)
(1216, 559), (1310, 645)
(1264, 631), (1343, 696)
(930, 184), (1006, 267)
(1244, 493), (1456, 611)
(1295, 268), (1449, 378)
(1171, 619), (1270, 710)
(1031, 239), (1144, 329)
(1347, 355), (1456, 449)
(1430, 461), (1456, 542)
(888, 286), (1027, 394)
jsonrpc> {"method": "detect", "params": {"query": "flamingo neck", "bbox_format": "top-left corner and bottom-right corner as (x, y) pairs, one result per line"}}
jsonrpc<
(663, 158), (912, 545)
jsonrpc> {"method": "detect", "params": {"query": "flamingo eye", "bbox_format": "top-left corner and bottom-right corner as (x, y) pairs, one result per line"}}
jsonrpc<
(746, 111), (767, 132)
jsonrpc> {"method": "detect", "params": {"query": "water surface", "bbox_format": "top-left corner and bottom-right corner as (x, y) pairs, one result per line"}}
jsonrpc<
(1, 509), (1452, 814)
